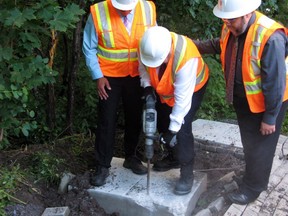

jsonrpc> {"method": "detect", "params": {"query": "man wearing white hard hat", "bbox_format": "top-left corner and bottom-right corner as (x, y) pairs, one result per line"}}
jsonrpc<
(139, 26), (209, 195)
(194, 0), (288, 204)
(82, 0), (157, 187)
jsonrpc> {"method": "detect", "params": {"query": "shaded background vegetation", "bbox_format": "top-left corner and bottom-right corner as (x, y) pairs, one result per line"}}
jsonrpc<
(0, 0), (287, 214)
(0, 0), (287, 149)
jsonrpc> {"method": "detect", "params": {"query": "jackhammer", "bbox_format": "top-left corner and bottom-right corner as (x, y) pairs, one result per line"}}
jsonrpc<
(143, 94), (157, 195)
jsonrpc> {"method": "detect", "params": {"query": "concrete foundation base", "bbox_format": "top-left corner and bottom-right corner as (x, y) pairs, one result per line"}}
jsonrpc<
(88, 157), (207, 216)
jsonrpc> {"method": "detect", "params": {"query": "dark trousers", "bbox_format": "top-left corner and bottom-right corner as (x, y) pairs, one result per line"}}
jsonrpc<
(233, 95), (288, 195)
(95, 76), (143, 168)
(156, 82), (208, 165)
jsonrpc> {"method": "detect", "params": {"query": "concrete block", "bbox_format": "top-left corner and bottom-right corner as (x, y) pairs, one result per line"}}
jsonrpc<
(88, 157), (207, 216)
(42, 206), (70, 216)
(193, 119), (242, 148)
(58, 172), (75, 194)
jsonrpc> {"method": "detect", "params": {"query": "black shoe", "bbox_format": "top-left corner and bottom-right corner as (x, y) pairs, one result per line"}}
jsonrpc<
(123, 157), (147, 175)
(174, 176), (194, 195)
(174, 163), (194, 195)
(90, 166), (109, 186)
(153, 155), (180, 171)
(227, 191), (258, 205)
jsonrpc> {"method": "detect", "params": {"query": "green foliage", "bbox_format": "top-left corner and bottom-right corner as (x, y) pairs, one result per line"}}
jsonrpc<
(154, 0), (221, 39)
(282, 116), (288, 136)
(73, 62), (99, 133)
(29, 151), (64, 185)
(196, 56), (236, 121)
(0, 0), (85, 148)
(0, 165), (24, 215)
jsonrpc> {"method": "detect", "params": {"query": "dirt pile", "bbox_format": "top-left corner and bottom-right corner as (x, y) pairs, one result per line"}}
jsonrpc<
(2, 139), (244, 216)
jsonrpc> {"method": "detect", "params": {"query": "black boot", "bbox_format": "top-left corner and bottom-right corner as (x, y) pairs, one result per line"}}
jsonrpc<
(153, 150), (180, 171)
(174, 162), (194, 195)
(90, 166), (109, 186)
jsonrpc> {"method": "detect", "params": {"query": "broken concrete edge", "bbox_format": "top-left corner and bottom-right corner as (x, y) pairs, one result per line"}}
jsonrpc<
(194, 138), (244, 160)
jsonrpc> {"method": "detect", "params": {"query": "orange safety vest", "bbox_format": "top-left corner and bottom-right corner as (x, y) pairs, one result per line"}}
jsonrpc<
(220, 11), (288, 113)
(147, 33), (209, 107)
(90, 0), (156, 77)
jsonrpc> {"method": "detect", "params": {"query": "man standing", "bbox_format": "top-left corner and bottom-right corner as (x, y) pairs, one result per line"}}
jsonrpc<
(139, 26), (209, 195)
(194, 0), (288, 205)
(82, 0), (157, 186)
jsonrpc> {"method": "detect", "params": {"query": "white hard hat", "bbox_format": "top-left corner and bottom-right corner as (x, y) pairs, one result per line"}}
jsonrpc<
(111, 0), (138, 11)
(213, 0), (261, 19)
(139, 26), (172, 68)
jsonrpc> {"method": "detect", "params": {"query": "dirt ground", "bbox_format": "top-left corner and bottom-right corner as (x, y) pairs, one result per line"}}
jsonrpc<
(2, 133), (245, 216)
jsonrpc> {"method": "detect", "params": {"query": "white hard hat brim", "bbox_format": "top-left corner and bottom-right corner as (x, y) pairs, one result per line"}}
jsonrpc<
(213, 0), (261, 19)
(140, 52), (168, 68)
(111, 0), (138, 11)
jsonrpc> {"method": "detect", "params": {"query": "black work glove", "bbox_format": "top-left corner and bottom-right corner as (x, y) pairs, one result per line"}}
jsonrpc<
(160, 130), (177, 147)
(143, 86), (156, 102)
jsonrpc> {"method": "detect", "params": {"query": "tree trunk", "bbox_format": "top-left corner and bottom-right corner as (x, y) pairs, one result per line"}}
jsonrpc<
(66, 0), (85, 135)
(47, 30), (58, 130)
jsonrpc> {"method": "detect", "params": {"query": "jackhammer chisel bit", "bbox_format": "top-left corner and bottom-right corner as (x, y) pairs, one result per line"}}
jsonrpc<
(143, 94), (157, 195)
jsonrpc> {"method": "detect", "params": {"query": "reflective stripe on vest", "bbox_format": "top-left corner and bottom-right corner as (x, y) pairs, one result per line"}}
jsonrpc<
(172, 33), (186, 74)
(98, 46), (138, 62)
(220, 11), (288, 112)
(245, 15), (276, 96)
(93, 0), (153, 62)
(94, 2), (114, 48)
(172, 33), (208, 88)
(245, 14), (287, 98)
(139, 0), (155, 31)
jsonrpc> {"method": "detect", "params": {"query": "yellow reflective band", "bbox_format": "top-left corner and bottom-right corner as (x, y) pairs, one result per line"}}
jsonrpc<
(140, 0), (154, 30)
(196, 59), (206, 84)
(95, 5), (103, 33)
(244, 78), (262, 95)
(139, 0), (147, 28)
(173, 34), (186, 71)
(104, 4), (115, 47)
(95, 2), (115, 48)
(250, 23), (269, 77)
(98, 46), (138, 62)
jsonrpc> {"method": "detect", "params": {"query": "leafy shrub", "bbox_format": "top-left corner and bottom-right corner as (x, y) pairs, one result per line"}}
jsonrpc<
(29, 151), (65, 185)
(0, 165), (25, 215)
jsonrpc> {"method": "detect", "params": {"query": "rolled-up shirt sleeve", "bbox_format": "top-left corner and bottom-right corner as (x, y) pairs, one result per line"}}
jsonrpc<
(82, 14), (103, 80)
(169, 58), (198, 132)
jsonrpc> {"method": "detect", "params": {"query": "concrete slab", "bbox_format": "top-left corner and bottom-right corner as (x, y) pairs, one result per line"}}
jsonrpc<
(41, 206), (70, 216)
(88, 157), (207, 216)
(193, 119), (242, 148)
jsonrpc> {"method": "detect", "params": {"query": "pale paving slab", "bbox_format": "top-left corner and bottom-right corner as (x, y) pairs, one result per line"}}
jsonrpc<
(223, 132), (288, 216)
(88, 157), (207, 216)
(193, 119), (242, 148)
(224, 204), (246, 216)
